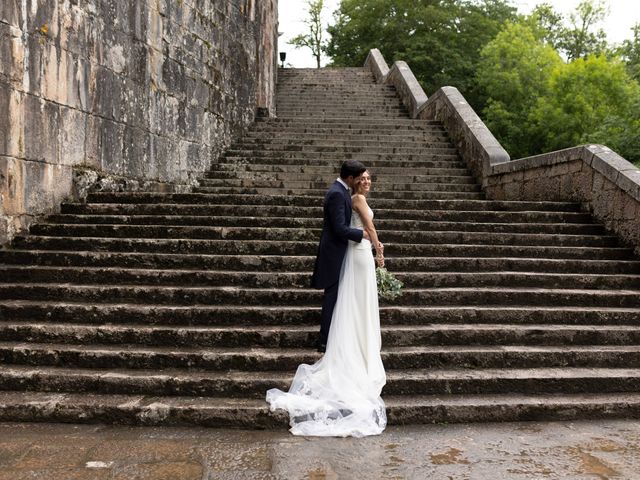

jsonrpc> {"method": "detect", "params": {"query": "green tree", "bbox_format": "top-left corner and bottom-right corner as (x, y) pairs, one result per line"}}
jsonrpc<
(619, 23), (640, 81)
(476, 22), (563, 158)
(290, 0), (326, 69)
(557, 0), (609, 60)
(529, 54), (640, 162)
(326, 0), (517, 109)
(529, 3), (565, 48)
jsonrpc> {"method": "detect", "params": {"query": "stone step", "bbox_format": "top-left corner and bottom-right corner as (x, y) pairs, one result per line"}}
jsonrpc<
(241, 133), (451, 143)
(0, 391), (287, 428)
(222, 148), (459, 159)
(275, 103), (406, 109)
(2, 284), (640, 308)
(276, 93), (400, 99)
(215, 156), (466, 169)
(275, 101), (405, 108)
(3, 250), (636, 274)
(40, 215), (609, 235)
(25, 224), (619, 248)
(209, 163), (468, 176)
(2, 365), (640, 397)
(4, 321), (640, 348)
(253, 117), (442, 127)
(236, 136), (450, 146)
(11, 236), (632, 259)
(248, 125), (447, 135)
(83, 193), (583, 212)
(278, 74), (374, 81)
(275, 105), (407, 112)
(275, 110), (409, 117)
(59, 204), (595, 224)
(276, 82), (380, 87)
(3, 390), (640, 427)
(2, 301), (640, 327)
(187, 188), (486, 200)
(198, 174), (478, 186)
(278, 73), (374, 79)
(190, 188), (484, 199)
(276, 79), (378, 85)
(3, 342), (640, 371)
(229, 141), (453, 152)
(192, 182), (483, 194)
(277, 74), (377, 79)
(4, 266), (638, 290)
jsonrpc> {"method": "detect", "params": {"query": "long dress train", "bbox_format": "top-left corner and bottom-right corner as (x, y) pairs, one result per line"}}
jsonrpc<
(266, 208), (386, 437)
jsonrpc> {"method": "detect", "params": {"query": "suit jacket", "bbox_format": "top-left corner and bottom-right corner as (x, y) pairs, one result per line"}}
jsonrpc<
(311, 180), (364, 289)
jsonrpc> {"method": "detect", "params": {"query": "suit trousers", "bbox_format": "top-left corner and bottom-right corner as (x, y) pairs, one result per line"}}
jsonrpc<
(319, 281), (339, 345)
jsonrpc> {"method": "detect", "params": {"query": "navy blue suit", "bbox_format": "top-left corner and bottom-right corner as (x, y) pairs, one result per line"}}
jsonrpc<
(311, 180), (364, 344)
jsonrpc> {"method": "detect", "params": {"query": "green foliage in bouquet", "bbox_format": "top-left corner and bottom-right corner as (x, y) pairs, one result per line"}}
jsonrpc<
(376, 267), (403, 301)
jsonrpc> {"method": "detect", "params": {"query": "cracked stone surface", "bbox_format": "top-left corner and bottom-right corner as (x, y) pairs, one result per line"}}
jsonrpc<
(1, 420), (640, 479)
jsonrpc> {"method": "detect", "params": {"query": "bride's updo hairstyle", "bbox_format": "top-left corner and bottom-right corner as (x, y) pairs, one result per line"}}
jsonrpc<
(340, 160), (366, 179)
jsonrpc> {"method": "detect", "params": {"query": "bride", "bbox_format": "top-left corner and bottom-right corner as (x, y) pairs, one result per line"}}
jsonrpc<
(266, 170), (386, 437)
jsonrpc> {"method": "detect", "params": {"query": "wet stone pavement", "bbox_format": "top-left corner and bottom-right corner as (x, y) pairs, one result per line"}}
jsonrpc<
(1, 420), (640, 479)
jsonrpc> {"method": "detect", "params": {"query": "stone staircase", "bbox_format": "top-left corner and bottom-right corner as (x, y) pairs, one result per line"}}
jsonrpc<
(1, 67), (640, 427)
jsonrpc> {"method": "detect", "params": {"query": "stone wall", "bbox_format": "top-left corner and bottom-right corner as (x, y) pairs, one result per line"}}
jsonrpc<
(485, 145), (640, 254)
(0, 0), (278, 245)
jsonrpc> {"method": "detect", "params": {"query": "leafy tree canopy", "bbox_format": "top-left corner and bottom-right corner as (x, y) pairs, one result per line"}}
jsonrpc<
(618, 23), (640, 81)
(476, 21), (563, 157)
(530, 54), (640, 161)
(325, 0), (518, 109)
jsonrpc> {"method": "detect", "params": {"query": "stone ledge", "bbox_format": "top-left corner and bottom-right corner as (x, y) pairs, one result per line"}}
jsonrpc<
(364, 49), (389, 83)
(364, 50), (427, 118)
(421, 86), (509, 183)
(490, 145), (640, 205)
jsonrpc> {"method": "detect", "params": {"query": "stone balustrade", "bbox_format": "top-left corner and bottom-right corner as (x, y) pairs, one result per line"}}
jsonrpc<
(365, 48), (640, 254)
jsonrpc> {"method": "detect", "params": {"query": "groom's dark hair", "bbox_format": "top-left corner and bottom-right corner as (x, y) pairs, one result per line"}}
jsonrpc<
(340, 160), (366, 179)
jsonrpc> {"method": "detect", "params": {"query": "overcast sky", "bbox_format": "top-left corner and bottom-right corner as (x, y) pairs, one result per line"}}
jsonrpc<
(278, 0), (640, 68)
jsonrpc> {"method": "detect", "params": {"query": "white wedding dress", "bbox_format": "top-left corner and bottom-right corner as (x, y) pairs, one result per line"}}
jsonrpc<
(266, 207), (386, 437)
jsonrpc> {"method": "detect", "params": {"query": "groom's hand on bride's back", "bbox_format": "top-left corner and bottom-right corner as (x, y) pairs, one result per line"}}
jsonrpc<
(363, 230), (370, 241)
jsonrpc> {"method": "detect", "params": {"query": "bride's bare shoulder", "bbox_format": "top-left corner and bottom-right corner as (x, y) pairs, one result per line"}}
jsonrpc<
(352, 193), (367, 205)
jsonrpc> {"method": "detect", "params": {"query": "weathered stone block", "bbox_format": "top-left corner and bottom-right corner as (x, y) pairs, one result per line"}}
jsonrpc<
(58, 106), (86, 167)
(99, 119), (125, 175)
(0, 83), (12, 156)
(0, 23), (24, 86)
(23, 95), (60, 164)
(591, 149), (637, 184)
(91, 65), (123, 121)
(0, 0), (21, 28)
(502, 180), (522, 200)
(616, 169), (640, 202)
(548, 162), (570, 178)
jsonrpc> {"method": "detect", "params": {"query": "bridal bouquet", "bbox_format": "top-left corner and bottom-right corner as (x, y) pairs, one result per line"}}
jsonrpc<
(376, 267), (403, 301)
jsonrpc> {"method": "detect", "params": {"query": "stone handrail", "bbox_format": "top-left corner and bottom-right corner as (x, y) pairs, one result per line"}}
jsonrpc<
(364, 49), (389, 83)
(364, 48), (640, 253)
(419, 86), (510, 184)
(364, 49), (427, 118)
(364, 49), (509, 184)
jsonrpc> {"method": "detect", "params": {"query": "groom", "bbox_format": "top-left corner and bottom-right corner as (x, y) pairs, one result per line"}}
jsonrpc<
(311, 160), (369, 352)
